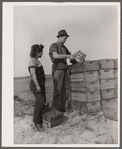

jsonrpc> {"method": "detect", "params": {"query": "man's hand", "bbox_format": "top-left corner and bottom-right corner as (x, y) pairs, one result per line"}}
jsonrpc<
(68, 55), (75, 60)
(36, 86), (41, 92)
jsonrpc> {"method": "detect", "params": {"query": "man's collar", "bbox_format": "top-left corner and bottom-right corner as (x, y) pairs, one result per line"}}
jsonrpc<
(57, 41), (63, 46)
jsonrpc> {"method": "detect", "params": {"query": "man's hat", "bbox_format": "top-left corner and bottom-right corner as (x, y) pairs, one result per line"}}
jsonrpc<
(57, 29), (69, 38)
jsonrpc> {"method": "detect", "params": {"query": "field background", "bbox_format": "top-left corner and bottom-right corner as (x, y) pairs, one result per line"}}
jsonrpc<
(14, 75), (53, 106)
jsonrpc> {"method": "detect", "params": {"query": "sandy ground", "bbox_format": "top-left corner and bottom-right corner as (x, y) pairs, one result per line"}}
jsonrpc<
(14, 76), (118, 145)
(14, 99), (118, 144)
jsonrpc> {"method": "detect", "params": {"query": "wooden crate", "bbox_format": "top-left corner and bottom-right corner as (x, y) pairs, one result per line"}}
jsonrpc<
(71, 101), (88, 114)
(42, 110), (64, 128)
(101, 88), (115, 99)
(68, 60), (99, 74)
(101, 98), (118, 121)
(102, 108), (118, 121)
(79, 102), (88, 114)
(73, 50), (86, 62)
(114, 59), (118, 68)
(99, 59), (114, 69)
(115, 88), (118, 98)
(115, 79), (118, 89)
(70, 81), (87, 92)
(83, 60), (99, 71)
(100, 79), (115, 90)
(42, 116), (64, 128)
(86, 91), (101, 102)
(85, 71), (99, 83)
(70, 92), (87, 102)
(68, 63), (86, 74)
(101, 98), (117, 108)
(115, 79), (118, 98)
(114, 69), (118, 78)
(69, 73), (85, 82)
(86, 101), (101, 113)
(86, 80), (100, 91)
(99, 69), (114, 80)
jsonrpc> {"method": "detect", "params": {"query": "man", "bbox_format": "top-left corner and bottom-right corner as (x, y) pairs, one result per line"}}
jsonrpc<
(49, 29), (75, 112)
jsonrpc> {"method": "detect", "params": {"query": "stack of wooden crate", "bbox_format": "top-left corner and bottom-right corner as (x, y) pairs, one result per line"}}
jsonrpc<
(68, 59), (118, 121)
(99, 59), (118, 121)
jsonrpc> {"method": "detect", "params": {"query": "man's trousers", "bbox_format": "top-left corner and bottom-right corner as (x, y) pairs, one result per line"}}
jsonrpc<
(52, 70), (69, 111)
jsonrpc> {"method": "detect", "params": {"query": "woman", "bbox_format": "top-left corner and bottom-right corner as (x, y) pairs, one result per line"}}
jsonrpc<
(28, 44), (49, 131)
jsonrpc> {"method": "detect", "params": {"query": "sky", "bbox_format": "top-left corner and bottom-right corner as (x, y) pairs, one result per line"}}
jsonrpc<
(13, 3), (119, 77)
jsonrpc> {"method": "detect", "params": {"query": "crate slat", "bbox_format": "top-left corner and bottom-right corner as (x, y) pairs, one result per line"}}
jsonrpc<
(83, 60), (99, 71)
(99, 69), (114, 80)
(99, 59), (114, 69)
(86, 101), (101, 113)
(101, 98), (118, 121)
(86, 91), (101, 102)
(69, 73), (85, 82)
(101, 88), (115, 99)
(114, 59), (118, 68)
(86, 80), (100, 91)
(71, 101), (88, 114)
(68, 60), (99, 74)
(42, 115), (64, 128)
(115, 79), (118, 89)
(114, 69), (118, 79)
(68, 63), (86, 74)
(85, 71), (99, 83)
(70, 92), (87, 102)
(100, 79), (115, 89)
(70, 81), (86, 87)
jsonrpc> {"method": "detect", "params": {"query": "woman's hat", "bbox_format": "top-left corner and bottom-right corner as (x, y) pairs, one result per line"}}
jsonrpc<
(57, 30), (69, 38)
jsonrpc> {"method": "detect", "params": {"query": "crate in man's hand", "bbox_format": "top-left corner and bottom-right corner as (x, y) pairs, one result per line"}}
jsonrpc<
(73, 50), (86, 62)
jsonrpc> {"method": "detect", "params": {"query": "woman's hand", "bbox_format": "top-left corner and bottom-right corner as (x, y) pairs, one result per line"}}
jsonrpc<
(36, 86), (41, 92)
